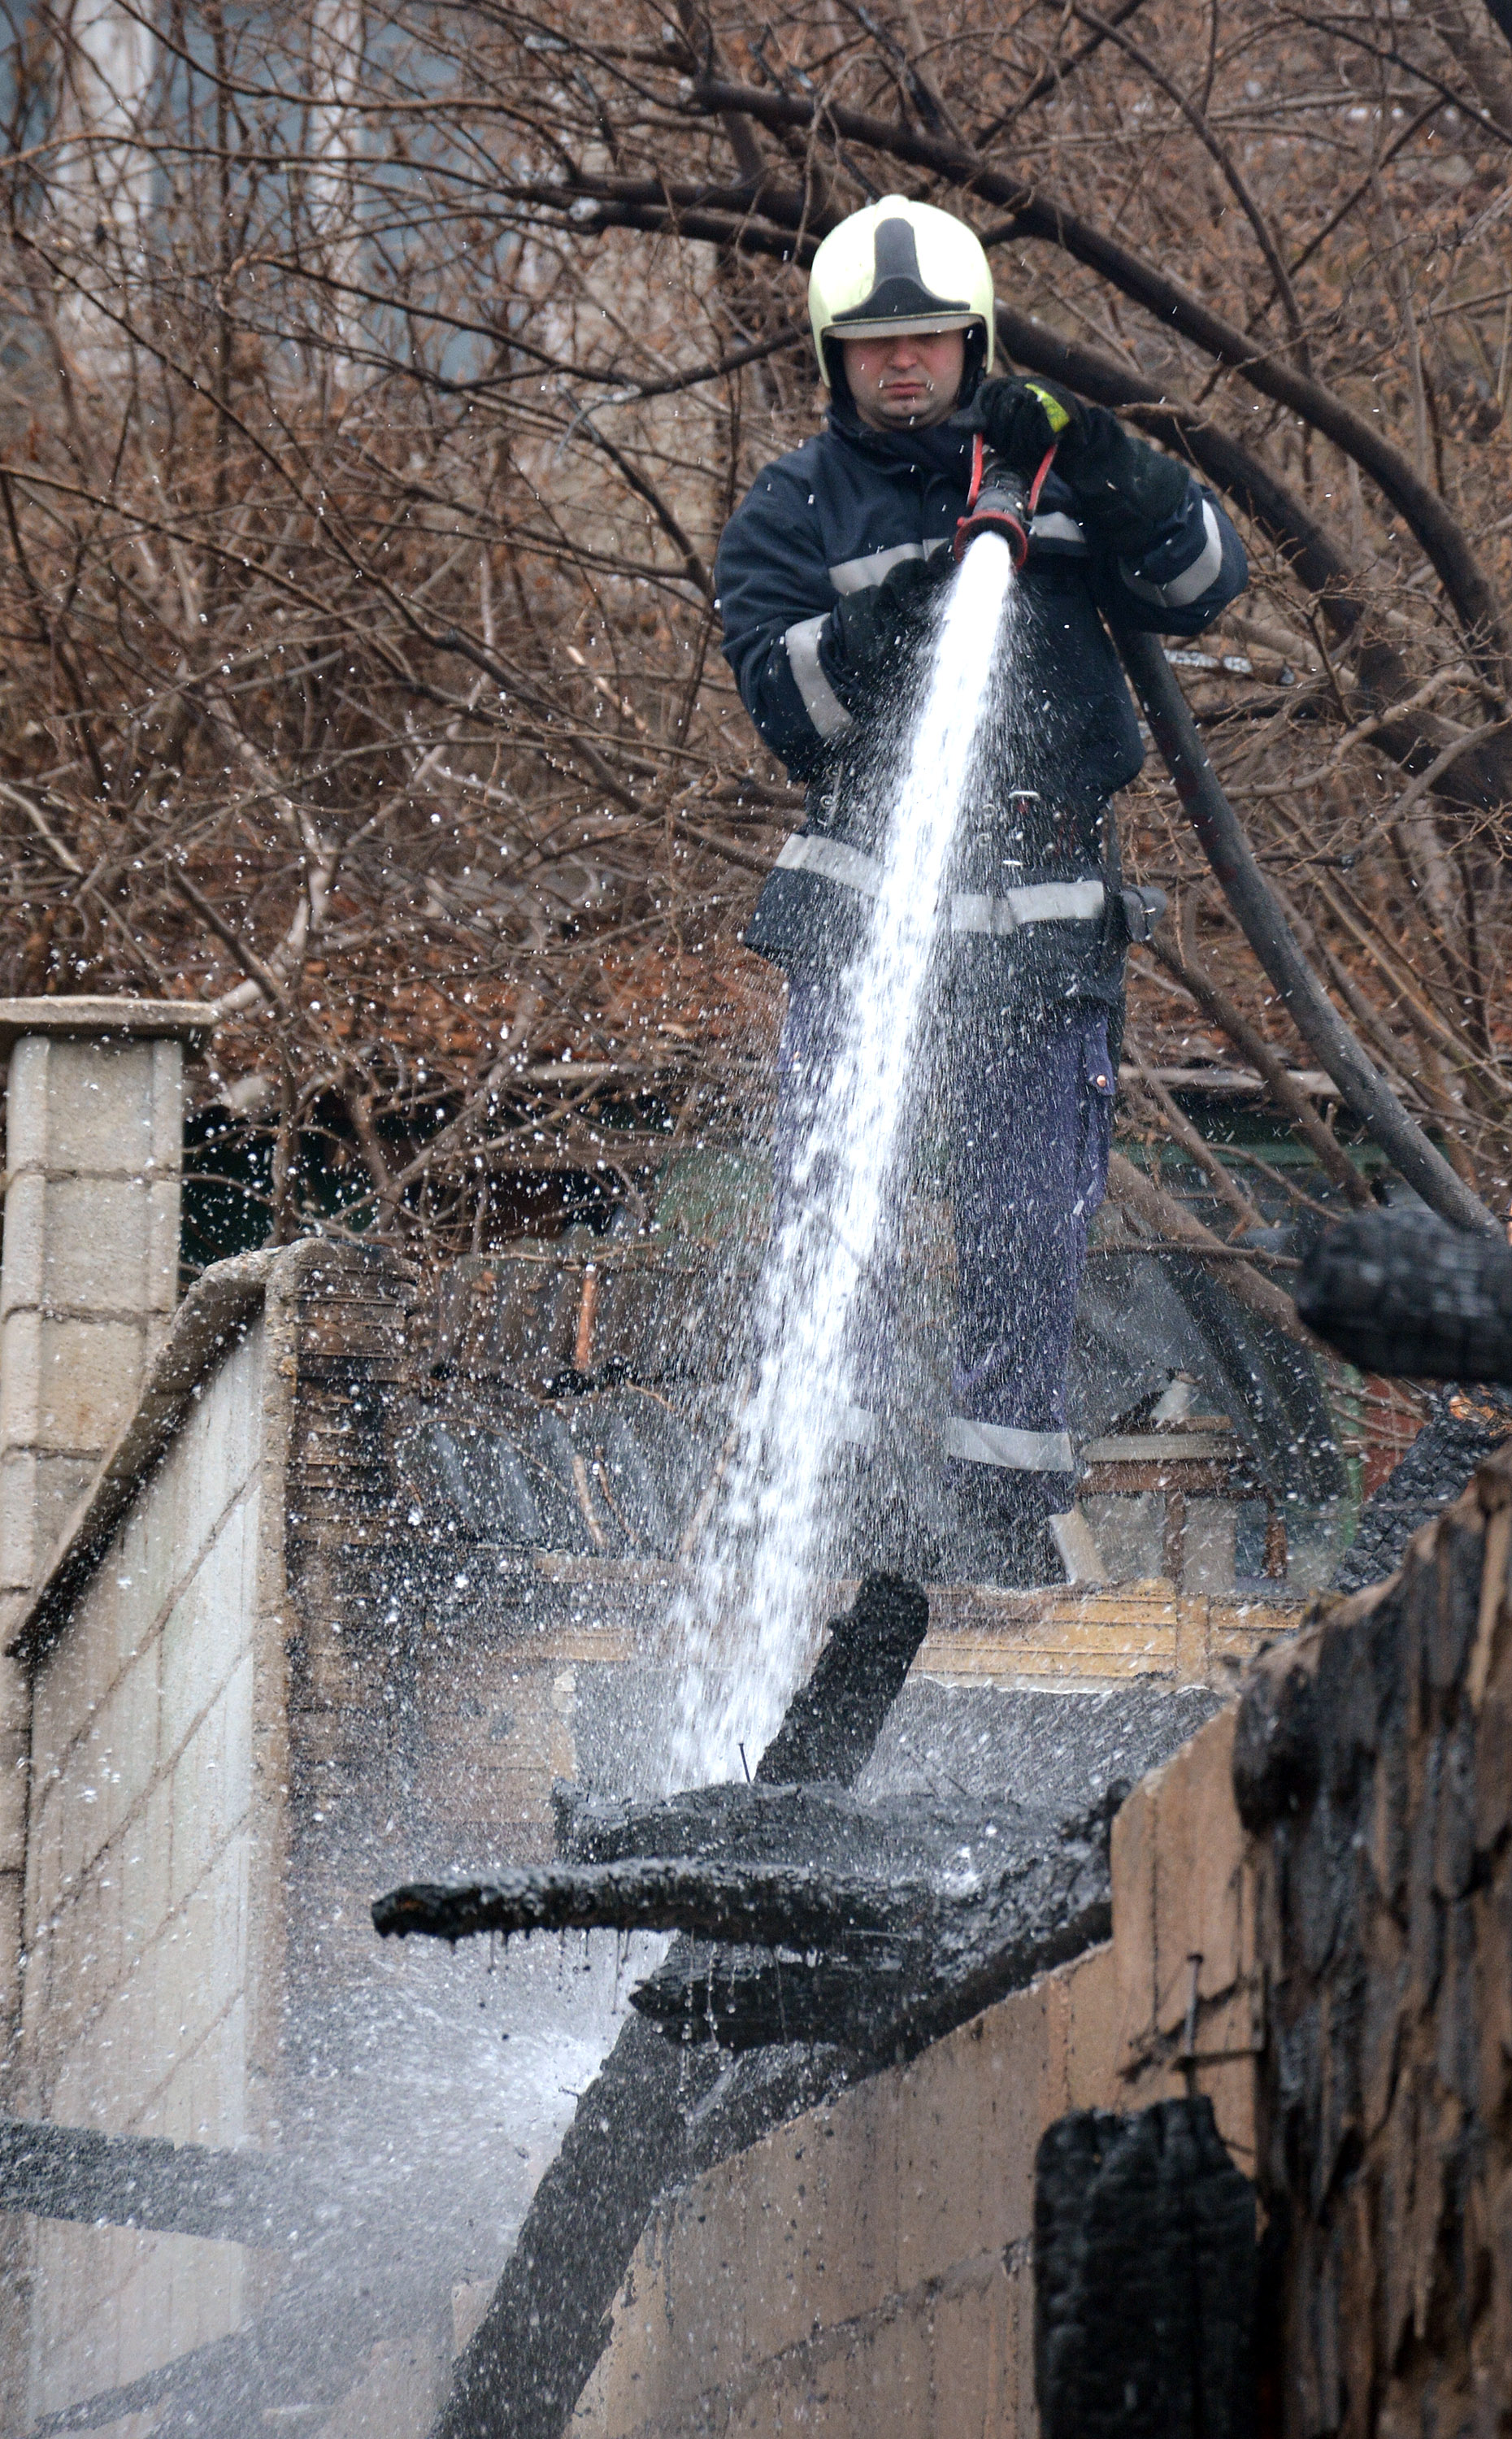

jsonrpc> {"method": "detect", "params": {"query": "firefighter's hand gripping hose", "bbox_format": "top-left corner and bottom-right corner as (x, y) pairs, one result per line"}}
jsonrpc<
(962, 375), (1193, 559)
(824, 550), (957, 706)
(953, 375), (1072, 564)
(965, 374), (1084, 470)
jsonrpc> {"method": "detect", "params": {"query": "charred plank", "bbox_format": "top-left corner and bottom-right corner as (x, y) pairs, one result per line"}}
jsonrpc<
(419, 1570), (928, 2439)
(754, 1571), (928, 1784)
(629, 1816), (1111, 2054)
(373, 1858), (931, 1953)
(0, 2115), (308, 2247)
(376, 1804), (1114, 2057)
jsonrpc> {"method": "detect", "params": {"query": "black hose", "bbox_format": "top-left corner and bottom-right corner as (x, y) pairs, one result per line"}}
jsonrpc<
(1114, 624), (1497, 1237)
(1296, 1206), (1512, 1380)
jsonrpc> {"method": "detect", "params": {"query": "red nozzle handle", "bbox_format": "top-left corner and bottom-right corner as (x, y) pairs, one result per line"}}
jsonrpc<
(954, 438), (1058, 567)
(1024, 441), (1057, 519)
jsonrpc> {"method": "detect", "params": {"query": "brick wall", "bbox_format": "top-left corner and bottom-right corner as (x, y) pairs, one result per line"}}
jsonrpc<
(0, 1029), (185, 1587)
(0, 1016), (200, 2070)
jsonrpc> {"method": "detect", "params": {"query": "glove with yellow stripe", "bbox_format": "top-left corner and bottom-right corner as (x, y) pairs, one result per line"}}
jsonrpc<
(965, 374), (1084, 473)
(965, 375), (1189, 555)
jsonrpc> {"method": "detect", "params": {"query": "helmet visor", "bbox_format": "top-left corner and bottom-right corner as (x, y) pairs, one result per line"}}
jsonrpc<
(827, 310), (983, 343)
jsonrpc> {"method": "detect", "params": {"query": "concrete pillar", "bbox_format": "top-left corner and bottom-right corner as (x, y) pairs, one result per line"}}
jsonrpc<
(0, 996), (213, 2063)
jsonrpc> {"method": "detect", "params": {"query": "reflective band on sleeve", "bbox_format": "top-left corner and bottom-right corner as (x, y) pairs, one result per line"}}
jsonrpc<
(827, 542), (927, 594)
(784, 614), (854, 740)
(950, 880), (1104, 935)
(775, 833), (883, 897)
(837, 1402), (877, 1446)
(1028, 511), (1086, 550)
(1118, 499), (1224, 609)
(944, 1416), (1075, 1473)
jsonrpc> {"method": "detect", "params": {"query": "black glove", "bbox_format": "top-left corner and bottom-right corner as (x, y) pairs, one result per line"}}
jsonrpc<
(962, 375), (1085, 475)
(965, 376), (1190, 555)
(824, 552), (953, 708)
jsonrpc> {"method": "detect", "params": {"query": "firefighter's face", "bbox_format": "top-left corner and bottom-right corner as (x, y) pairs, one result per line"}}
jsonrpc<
(841, 328), (967, 428)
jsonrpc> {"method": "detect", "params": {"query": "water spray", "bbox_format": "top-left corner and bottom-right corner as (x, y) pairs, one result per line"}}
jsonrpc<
(953, 433), (1056, 567)
(663, 530), (1021, 1791)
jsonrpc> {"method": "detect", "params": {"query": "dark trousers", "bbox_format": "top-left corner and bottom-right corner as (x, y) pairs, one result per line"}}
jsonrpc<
(774, 974), (1115, 1517)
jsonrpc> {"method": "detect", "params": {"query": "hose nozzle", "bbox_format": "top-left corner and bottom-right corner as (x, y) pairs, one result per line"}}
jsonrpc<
(954, 437), (1057, 569)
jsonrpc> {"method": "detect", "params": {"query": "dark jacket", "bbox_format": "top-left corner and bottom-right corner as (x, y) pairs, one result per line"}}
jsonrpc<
(715, 408), (1247, 990)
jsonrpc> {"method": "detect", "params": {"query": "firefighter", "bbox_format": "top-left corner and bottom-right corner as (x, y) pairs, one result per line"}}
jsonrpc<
(714, 196), (1248, 1581)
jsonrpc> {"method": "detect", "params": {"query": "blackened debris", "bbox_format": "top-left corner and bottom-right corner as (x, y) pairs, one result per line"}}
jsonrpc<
(1035, 2098), (1256, 2439)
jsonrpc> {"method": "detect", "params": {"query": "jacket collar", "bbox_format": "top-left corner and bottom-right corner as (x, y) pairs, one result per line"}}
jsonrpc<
(820, 406), (1082, 520)
(824, 404), (975, 480)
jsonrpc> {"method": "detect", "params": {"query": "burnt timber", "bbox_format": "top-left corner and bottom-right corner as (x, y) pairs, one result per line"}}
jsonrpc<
(382, 1572), (1126, 2439)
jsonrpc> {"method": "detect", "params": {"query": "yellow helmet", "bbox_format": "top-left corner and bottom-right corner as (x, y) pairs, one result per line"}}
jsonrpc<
(808, 197), (996, 384)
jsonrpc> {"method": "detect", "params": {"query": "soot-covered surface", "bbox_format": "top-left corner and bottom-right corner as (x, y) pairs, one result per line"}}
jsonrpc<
(858, 1676), (1227, 1811)
(1333, 1393), (1512, 1593)
(1237, 1452), (1512, 2437)
(415, 1581), (1197, 2439)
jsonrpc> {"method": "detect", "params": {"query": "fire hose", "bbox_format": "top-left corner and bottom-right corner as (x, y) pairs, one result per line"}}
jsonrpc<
(1111, 624), (1495, 1237)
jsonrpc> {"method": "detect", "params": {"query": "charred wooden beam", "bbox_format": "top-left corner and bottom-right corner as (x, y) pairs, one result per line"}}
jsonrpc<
(628, 1807), (1113, 2054)
(376, 1805), (1115, 2056)
(753, 1571), (928, 1783)
(0, 2115), (309, 2246)
(422, 1571), (928, 2439)
(632, 1944), (910, 2051)
(373, 1858), (929, 1952)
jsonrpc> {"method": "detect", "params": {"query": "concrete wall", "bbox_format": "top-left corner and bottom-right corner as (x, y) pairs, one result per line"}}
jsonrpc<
(569, 1706), (1257, 2439)
(11, 1307), (285, 2428)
